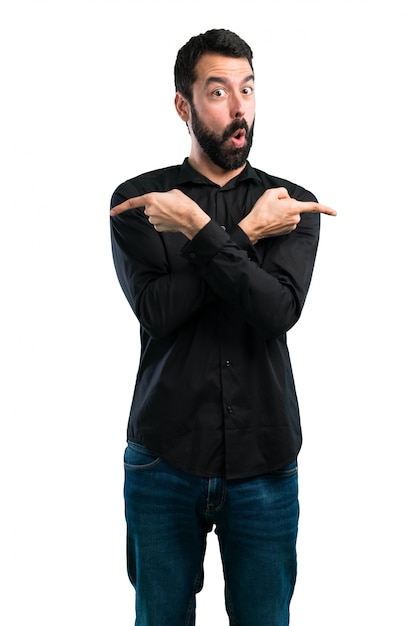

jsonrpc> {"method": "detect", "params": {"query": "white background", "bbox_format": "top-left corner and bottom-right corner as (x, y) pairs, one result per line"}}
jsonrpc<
(1, 0), (417, 624)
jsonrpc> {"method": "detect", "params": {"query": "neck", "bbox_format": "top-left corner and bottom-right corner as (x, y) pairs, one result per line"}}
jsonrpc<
(187, 152), (246, 187)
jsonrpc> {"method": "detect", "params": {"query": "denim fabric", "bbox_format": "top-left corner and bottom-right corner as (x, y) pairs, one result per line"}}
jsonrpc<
(124, 441), (299, 626)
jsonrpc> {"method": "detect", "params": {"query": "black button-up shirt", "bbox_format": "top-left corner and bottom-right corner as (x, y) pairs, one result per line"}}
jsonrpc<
(110, 159), (320, 479)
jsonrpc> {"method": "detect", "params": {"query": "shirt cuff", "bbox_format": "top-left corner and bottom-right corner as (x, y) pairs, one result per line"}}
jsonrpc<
(181, 220), (230, 266)
(229, 224), (260, 263)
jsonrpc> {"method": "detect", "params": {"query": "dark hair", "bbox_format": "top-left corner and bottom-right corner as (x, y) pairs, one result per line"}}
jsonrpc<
(174, 29), (253, 102)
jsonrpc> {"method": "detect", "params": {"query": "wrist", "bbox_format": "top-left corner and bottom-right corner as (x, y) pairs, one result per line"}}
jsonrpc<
(181, 212), (211, 240)
(238, 215), (261, 244)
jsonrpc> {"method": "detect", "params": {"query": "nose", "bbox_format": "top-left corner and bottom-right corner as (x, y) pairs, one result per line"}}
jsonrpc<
(230, 91), (245, 119)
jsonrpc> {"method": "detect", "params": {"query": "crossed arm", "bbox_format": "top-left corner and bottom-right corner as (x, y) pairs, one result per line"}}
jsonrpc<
(109, 186), (337, 241)
(110, 186), (336, 338)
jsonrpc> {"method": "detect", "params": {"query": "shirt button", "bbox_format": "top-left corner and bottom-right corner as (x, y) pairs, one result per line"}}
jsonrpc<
(220, 225), (226, 230)
(226, 406), (233, 413)
(225, 360), (231, 367)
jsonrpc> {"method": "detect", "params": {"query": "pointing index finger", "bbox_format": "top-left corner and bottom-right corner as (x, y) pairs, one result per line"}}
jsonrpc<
(110, 194), (148, 216)
(298, 202), (337, 216)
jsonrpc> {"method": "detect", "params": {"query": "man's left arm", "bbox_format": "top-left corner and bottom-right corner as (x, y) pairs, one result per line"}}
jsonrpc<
(183, 208), (320, 338)
(182, 185), (335, 338)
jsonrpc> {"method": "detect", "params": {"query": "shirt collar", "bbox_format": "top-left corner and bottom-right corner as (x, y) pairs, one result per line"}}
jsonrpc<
(177, 158), (261, 189)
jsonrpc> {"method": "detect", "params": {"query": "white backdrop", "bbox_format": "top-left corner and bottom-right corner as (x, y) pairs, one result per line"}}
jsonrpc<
(1, 0), (417, 624)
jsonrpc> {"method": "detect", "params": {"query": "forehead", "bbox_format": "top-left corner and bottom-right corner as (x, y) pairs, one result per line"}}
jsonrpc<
(193, 53), (254, 86)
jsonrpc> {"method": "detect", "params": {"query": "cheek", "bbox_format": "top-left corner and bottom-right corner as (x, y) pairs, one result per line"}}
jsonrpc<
(197, 101), (228, 127)
(247, 100), (256, 124)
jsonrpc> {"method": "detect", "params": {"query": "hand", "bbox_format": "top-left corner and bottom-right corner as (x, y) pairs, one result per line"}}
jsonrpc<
(239, 187), (337, 243)
(110, 189), (210, 239)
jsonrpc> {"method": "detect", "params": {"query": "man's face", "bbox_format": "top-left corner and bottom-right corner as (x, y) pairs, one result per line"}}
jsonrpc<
(189, 100), (254, 171)
(188, 54), (256, 171)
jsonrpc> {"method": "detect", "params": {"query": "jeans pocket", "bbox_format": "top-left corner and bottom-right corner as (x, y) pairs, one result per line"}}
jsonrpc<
(124, 440), (162, 471)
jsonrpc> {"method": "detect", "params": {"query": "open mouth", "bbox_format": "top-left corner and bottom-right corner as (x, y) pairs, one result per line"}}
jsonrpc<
(230, 128), (246, 147)
(233, 129), (245, 140)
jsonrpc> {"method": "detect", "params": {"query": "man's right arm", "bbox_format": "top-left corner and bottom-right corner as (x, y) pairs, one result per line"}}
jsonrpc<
(239, 186), (336, 243)
(110, 184), (213, 339)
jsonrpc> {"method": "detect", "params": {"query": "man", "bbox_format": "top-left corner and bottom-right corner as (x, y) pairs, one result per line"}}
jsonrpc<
(110, 28), (336, 626)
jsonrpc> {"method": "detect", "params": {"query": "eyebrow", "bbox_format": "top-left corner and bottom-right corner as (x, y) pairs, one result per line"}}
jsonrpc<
(204, 74), (255, 88)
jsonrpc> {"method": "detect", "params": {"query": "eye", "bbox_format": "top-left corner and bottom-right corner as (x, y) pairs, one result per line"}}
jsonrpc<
(242, 86), (253, 95)
(212, 88), (226, 97)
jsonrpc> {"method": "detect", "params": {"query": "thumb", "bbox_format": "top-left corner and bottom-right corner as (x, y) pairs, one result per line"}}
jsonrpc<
(276, 187), (290, 200)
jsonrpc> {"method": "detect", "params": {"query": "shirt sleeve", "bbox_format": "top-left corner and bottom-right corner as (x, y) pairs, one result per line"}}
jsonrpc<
(181, 189), (321, 339)
(110, 182), (213, 338)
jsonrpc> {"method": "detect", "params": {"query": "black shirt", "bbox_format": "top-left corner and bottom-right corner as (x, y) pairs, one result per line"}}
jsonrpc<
(110, 159), (320, 479)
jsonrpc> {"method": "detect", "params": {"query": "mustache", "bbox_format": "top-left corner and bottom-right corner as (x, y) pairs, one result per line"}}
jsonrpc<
(222, 119), (250, 142)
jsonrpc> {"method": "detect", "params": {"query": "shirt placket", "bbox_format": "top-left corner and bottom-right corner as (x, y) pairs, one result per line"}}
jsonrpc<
(214, 188), (239, 474)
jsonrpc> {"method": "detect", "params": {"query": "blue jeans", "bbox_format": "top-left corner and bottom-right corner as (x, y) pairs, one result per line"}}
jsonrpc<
(124, 441), (299, 626)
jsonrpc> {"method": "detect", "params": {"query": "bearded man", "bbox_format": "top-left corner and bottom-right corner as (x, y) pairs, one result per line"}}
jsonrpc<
(110, 28), (336, 626)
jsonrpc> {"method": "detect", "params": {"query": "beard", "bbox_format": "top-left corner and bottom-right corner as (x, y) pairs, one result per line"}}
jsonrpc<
(189, 102), (254, 171)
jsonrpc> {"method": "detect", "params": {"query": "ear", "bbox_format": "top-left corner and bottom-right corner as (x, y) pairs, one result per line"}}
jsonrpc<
(175, 92), (190, 122)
